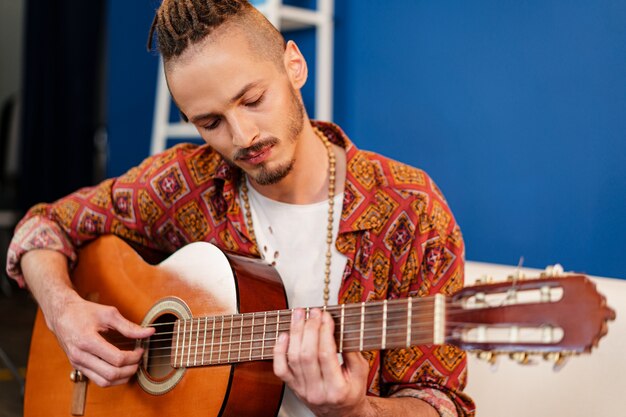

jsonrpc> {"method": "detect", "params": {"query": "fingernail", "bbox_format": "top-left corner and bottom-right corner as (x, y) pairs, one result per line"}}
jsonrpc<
(292, 309), (303, 322)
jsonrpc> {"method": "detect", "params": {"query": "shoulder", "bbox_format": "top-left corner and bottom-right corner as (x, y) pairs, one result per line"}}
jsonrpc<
(348, 148), (447, 204)
(116, 143), (223, 185)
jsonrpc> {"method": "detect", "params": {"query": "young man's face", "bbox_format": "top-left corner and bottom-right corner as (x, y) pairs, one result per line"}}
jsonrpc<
(165, 27), (307, 186)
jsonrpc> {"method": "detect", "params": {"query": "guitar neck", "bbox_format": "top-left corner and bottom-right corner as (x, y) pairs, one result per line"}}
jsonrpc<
(170, 296), (445, 368)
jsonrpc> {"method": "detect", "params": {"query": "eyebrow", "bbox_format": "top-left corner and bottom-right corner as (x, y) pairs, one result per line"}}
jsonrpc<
(189, 80), (263, 124)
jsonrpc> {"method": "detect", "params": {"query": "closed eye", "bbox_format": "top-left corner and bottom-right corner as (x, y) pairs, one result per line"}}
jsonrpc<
(202, 117), (222, 131)
(245, 94), (264, 108)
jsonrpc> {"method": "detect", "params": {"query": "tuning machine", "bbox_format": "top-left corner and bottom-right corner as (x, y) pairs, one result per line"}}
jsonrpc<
(509, 352), (534, 365)
(506, 270), (526, 282)
(474, 275), (494, 286)
(541, 264), (565, 277)
(475, 351), (500, 371)
(543, 351), (573, 371)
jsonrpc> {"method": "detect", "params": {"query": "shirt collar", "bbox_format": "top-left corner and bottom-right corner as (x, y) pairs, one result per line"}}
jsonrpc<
(213, 120), (381, 232)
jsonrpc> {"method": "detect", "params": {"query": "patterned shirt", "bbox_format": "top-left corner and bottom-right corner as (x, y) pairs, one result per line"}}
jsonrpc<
(7, 121), (475, 417)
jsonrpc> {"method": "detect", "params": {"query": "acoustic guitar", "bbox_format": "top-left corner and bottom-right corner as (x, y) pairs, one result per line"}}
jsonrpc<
(24, 235), (615, 416)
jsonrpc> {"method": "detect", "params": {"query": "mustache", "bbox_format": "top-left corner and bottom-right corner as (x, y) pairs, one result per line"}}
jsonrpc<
(234, 137), (279, 161)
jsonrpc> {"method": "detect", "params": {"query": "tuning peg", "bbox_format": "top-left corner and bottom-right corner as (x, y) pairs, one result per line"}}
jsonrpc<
(477, 351), (495, 363)
(474, 275), (494, 285)
(543, 352), (571, 372)
(542, 264), (565, 277)
(475, 351), (499, 372)
(509, 352), (533, 365)
(506, 271), (526, 281)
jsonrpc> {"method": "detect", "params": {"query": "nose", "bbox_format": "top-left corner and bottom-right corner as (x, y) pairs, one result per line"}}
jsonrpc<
(229, 111), (260, 148)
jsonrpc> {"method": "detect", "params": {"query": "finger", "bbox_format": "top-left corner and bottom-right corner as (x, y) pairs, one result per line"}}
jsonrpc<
(105, 307), (155, 339)
(287, 308), (306, 379)
(273, 332), (294, 383)
(342, 351), (369, 381)
(80, 330), (145, 368)
(297, 309), (324, 400)
(318, 311), (344, 389)
(71, 348), (140, 387)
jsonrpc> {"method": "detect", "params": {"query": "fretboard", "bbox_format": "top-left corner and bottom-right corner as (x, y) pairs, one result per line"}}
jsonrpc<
(170, 295), (445, 368)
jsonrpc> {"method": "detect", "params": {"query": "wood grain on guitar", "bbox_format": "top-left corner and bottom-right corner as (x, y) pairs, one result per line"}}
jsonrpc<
(23, 236), (615, 417)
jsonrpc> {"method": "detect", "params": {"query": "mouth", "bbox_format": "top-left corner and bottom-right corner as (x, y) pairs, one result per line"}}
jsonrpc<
(238, 146), (271, 165)
(235, 138), (278, 165)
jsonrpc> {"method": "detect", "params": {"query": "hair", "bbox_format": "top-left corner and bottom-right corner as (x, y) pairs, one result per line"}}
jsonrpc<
(148, 0), (286, 65)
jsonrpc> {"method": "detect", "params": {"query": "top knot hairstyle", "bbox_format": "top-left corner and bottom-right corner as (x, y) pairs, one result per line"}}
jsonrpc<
(148, 0), (286, 65)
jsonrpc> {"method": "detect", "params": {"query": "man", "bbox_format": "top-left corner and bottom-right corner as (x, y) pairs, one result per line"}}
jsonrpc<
(7, 1), (474, 416)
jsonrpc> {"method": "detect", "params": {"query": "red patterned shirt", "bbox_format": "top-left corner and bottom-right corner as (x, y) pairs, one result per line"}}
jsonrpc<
(7, 121), (475, 416)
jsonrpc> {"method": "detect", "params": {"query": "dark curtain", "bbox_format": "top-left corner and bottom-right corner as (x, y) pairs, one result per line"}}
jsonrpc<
(19, 0), (107, 211)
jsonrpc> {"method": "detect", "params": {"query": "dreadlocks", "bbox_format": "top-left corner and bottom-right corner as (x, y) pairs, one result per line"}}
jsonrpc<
(148, 0), (286, 66)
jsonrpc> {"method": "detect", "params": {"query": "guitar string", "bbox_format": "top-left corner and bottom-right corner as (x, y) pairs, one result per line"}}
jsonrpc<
(111, 298), (490, 336)
(104, 294), (553, 352)
(138, 330), (478, 370)
(104, 303), (442, 347)
(107, 319), (451, 353)
(132, 319), (517, 364)
(109, 293), (531, 345)
(138, 313), (558, 368)
(104, 302), (538, 350)
(107, 319), (444, 350)
(143, 322), (445, 352)
(106, 298), (562, 369)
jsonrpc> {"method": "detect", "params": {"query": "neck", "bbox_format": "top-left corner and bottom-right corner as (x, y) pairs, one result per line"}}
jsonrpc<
(247, 123), (345, 204)
(169, 295), (446, 368)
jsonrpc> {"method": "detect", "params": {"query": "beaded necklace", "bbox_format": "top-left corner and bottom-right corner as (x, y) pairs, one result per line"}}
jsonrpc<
(240, 127), (336, 306)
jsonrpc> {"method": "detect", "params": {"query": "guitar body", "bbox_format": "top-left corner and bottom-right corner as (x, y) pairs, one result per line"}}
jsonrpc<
(24, 236), (287, 417)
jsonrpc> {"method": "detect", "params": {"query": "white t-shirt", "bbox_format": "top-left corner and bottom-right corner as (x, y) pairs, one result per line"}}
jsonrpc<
(241, 179), (348, 417)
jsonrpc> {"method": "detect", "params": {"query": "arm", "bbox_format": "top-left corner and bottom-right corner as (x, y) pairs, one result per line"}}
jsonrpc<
(6, 143), (205, 287)
(21, 249), (154, 387)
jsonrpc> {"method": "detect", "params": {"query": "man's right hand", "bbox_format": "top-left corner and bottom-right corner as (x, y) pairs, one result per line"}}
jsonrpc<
(21, 249), (154, 387)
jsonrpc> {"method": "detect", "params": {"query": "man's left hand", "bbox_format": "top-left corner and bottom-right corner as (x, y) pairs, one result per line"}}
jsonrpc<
(273, 307), (373, 417)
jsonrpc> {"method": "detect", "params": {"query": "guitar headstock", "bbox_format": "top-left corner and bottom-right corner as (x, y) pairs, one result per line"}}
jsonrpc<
(448, 266), (616, 368)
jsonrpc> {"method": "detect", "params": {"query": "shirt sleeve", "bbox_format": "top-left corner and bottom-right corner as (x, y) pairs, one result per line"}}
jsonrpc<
(378, 174), (475, 417)
(5, 144), (200, 287)
(389, 387), (459, 417)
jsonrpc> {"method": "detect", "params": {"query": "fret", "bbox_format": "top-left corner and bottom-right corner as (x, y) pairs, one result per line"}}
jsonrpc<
(209, 317), (216, 365)
(201, 317), (208, 365)
(275, 310), (280, 352)
(339, 304), (345, 352)
(261, 312), (267, 360)
(248, 313), (256, 360)
(359, 302), (365, 351)
(187, 319), (194, 367)
(382, 300), (388, 350)
(406, 297), (412, 347)
(228, 315), (234, 363)
(237, 315), (243, 362)
(194, 318), (200, 366)
(218, 316), (224, 364)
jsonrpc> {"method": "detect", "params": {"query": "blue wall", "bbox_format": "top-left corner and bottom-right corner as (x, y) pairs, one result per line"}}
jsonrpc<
(107, 1), (626, 279)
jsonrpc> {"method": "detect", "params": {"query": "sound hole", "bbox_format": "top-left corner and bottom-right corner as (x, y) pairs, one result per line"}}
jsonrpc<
(145, 313), (176, 380)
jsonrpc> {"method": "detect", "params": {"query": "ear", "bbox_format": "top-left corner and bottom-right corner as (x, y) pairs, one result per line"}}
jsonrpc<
(283, 40), (308, 89)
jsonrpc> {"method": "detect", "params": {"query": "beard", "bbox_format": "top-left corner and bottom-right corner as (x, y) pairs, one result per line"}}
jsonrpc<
(230, 86), (306, 186)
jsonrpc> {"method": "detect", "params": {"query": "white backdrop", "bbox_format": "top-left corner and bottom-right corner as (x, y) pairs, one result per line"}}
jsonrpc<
(464, 262), (624, 417)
